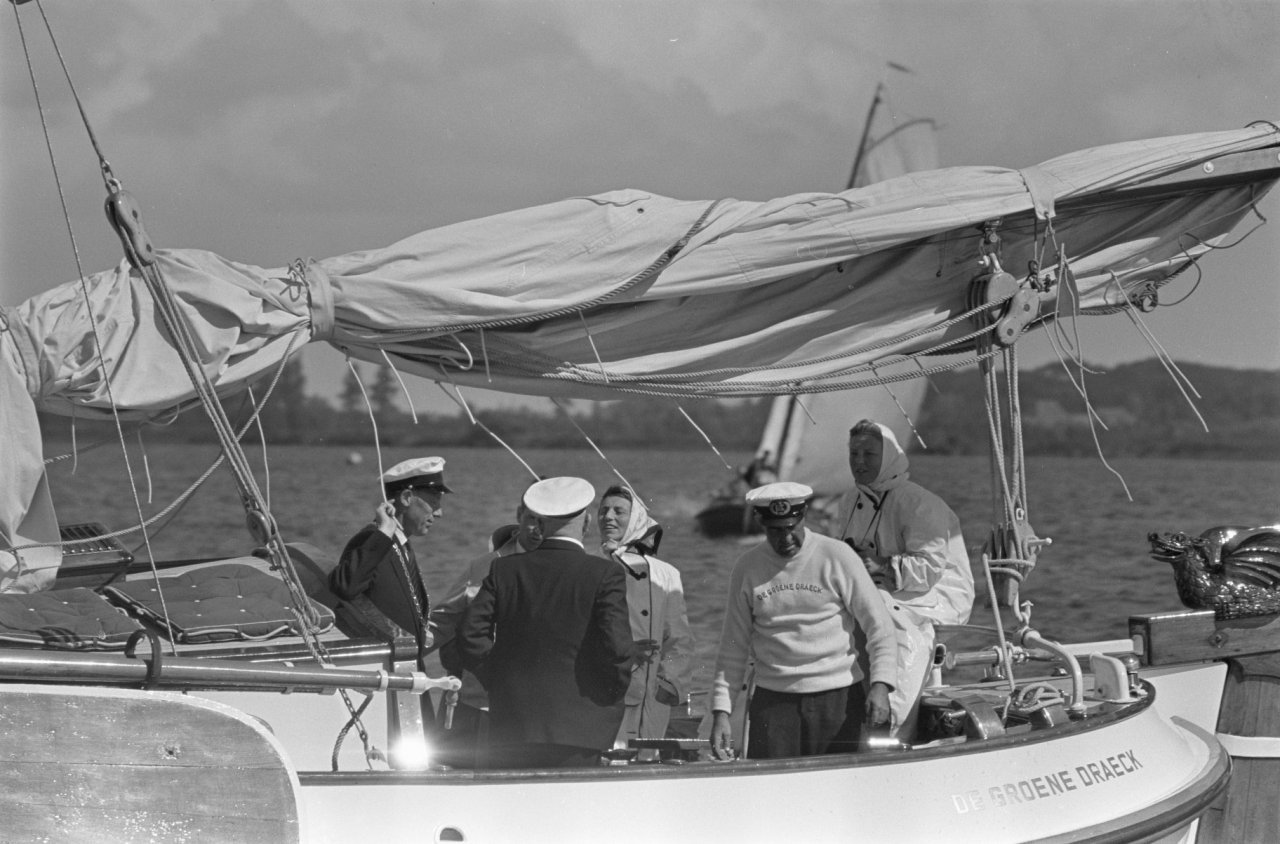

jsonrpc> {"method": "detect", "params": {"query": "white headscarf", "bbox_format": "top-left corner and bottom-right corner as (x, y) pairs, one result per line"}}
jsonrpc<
(600, 487), (663, 566)
(856, 420), (911, 499)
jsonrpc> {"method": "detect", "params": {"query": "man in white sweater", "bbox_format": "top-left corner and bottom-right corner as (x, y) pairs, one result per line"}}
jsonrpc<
(710, 482), (896, 760)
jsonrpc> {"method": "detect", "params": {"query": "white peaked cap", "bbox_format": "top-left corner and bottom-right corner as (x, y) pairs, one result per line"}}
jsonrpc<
(745, 481), (814, 526)
(381, 456), (452, 492)
(744, 481), (814, 506)
(523, 476), (596, 518)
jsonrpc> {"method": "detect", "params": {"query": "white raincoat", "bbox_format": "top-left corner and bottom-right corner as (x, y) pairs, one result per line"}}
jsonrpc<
(837, 422), (974, 738)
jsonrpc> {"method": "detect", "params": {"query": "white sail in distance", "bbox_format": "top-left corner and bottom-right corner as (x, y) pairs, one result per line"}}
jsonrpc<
(761, 86), (937, 509)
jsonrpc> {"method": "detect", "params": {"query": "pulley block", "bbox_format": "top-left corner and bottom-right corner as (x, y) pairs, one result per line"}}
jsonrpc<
(104, 188), (156, 268)
(968, 268), (1042, 347)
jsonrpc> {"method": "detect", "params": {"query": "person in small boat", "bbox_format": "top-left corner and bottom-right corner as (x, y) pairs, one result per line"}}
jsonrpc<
(743, 450), (779, 487)
(329, 456), (448, 669)
(597, 485), (693, 757)
(455, 476), (635, 769)
(428, 495), (543, 767)
(710, 482), (896, 760)
(837, 419), (975, 740)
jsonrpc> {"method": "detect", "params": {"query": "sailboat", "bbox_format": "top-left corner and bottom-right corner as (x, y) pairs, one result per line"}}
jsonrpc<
(695, 81), (933, 538)
(3, 8), (1280, 843)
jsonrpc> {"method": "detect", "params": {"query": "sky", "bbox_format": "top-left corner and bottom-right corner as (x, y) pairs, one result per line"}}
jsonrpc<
(2, 0), (1277, 414)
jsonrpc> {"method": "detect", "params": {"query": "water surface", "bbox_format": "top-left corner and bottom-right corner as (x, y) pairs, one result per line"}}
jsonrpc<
(44, 442), (1280, 691)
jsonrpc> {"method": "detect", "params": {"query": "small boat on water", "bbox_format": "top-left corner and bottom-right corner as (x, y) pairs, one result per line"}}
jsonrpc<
(2, 8), (1280, 843)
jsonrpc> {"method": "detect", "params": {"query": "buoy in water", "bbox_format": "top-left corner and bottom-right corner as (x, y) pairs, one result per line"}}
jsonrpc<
(346, 452), (363, 466)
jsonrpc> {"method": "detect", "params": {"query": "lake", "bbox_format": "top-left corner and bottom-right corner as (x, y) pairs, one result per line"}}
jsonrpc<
(42, 441), (1280, 692)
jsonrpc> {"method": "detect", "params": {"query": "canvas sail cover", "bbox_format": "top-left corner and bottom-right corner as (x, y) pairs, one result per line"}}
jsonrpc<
(2, 123), (1278, 588)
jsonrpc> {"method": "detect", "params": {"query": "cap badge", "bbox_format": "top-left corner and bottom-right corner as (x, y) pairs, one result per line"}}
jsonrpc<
(768, 500), (791, 516)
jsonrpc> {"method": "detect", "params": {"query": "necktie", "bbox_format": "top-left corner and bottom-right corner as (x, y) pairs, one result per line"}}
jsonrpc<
(393, 541), (427, 620)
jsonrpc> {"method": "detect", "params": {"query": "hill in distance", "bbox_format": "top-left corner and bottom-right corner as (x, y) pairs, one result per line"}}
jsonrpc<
(37, 360), (1279, 459)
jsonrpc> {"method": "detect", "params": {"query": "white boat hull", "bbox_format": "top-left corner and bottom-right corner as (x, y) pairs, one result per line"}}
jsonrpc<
(2, 670), (1226, 843)
(212, 676), (1225, 844)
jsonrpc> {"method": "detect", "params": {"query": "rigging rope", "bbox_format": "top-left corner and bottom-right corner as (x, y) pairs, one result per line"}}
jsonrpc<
(9, 1), (390, 766)
(347, 357), (388, 488)
(246, 385), (271, 513)
(69, 407), (78, 475)
(136, 429), (153, 506)
(380, 349), (420, 425)
(971, 231), (1049, 610)
(551, 398), (637, 494)
(579, 312), (610, 385)
(7, 1), (169, 622)
(433, 379), (540, 480)
(1046, 235), (1134, 500)
(674, 404), (735, 472)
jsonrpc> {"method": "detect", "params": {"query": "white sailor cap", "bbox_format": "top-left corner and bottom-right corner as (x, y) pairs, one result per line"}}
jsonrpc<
(745, 481), (813, 526)
(523, 476), (596, 518)
(381, 456), (453, 493)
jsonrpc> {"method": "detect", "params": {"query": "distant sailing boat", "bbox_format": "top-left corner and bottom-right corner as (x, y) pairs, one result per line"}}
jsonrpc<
(696, 81), (938, 537)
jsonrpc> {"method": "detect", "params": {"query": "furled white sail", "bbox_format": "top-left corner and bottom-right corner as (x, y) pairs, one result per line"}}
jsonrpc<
(8, 125), (1278, 413)
(3, 123), (1278, 586)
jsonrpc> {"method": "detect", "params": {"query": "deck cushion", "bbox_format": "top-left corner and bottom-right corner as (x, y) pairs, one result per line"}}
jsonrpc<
(104, 562), (335, 644)
(0, 587), (143, 649)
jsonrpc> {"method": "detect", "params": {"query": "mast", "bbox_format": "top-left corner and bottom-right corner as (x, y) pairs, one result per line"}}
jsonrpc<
(846, 82), (884, 191)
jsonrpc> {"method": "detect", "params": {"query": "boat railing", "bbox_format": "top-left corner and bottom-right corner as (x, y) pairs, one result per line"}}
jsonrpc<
(1016, 628), (1086, 713)
(0, 645), (453, 697)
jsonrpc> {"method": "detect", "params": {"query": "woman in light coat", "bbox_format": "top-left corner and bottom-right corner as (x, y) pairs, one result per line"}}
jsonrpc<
(598, 486), (694, 755)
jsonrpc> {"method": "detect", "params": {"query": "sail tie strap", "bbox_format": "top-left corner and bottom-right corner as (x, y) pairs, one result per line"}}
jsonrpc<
(292, 259), (335, 342)
(1017, 166), (1059, 222)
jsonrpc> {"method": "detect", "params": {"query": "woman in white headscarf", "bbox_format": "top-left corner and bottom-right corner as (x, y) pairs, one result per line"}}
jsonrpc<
(598, 486), (694, 755)
(837, 419), (974, 740)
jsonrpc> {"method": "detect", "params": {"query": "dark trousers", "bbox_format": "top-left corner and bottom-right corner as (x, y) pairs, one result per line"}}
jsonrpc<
(747, 683), (867, 759)
(429, 701), (488, 769)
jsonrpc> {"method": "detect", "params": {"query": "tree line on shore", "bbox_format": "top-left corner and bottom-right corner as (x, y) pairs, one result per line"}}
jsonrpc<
(38, 359), (1280, 459)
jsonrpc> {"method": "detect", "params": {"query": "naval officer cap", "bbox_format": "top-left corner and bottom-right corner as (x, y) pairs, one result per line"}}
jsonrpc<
(381, 456), (453, 494)
(523, 476), (596, 518)
(745, 481), (814, 527)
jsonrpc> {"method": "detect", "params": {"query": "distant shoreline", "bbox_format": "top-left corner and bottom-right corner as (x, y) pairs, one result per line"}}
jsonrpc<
(34, 358), (1279, 459)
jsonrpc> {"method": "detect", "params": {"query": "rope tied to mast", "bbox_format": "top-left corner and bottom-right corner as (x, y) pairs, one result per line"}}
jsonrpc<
(10, 0), (393, 768)
(969, 222), (1051, 609)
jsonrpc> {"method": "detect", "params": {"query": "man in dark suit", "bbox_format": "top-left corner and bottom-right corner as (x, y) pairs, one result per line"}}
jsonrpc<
(456, 476), (635, 769)
(330, 456), (450, 669)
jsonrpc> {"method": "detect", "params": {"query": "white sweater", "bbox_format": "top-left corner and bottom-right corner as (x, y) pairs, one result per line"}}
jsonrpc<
(710, 529), (897, 714)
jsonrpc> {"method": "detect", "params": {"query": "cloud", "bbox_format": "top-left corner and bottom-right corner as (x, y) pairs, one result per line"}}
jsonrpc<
(3, 0), (1276, 378)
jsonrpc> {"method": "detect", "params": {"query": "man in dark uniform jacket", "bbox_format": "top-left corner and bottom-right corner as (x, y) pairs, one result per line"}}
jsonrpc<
(330, 456), (450, 668)
(456, 476), (635, 769)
